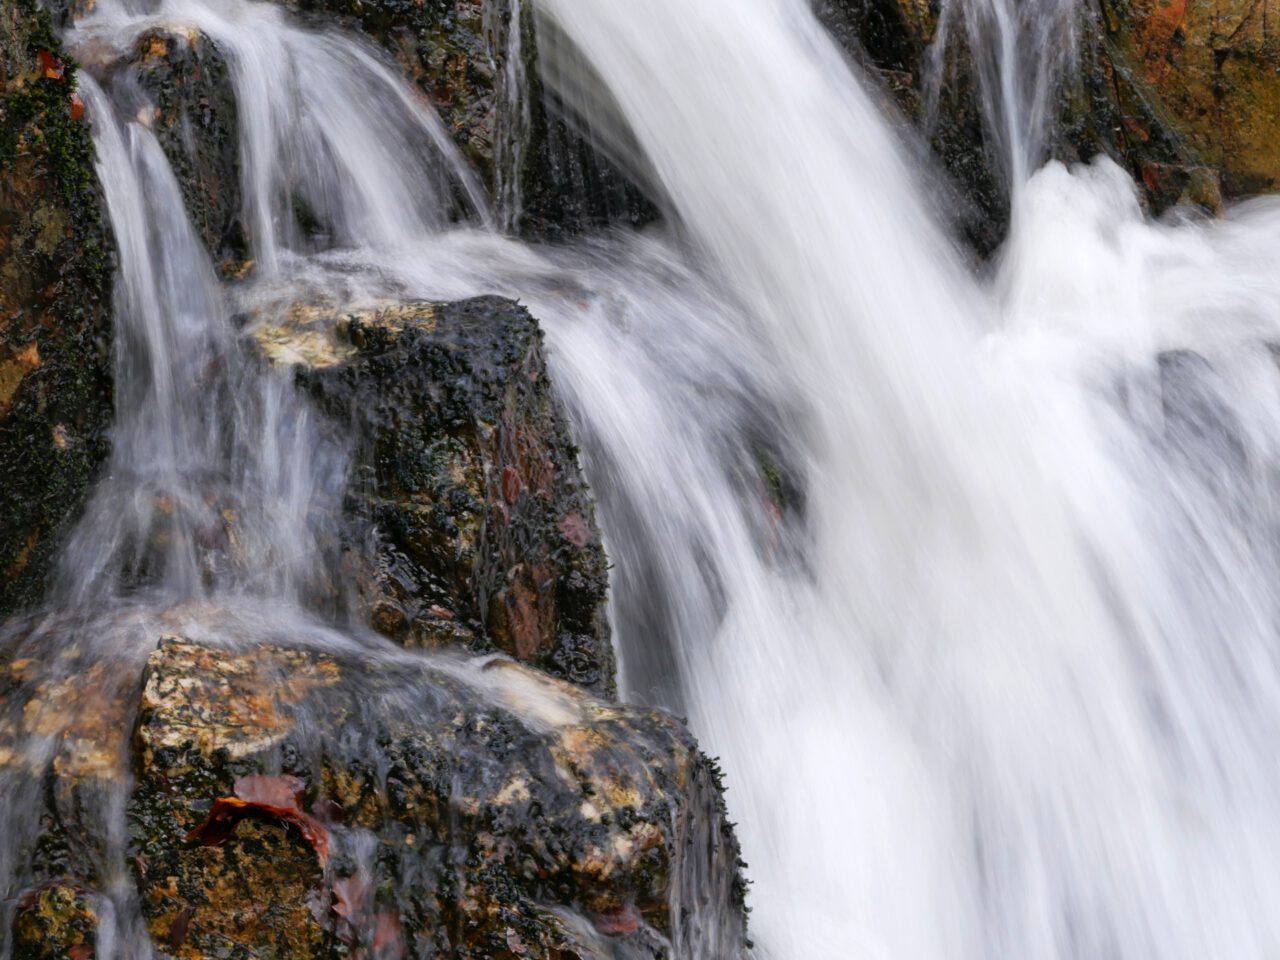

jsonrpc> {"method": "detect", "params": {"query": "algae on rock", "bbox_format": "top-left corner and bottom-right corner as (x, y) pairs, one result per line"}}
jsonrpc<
(0, 0), (114, 616)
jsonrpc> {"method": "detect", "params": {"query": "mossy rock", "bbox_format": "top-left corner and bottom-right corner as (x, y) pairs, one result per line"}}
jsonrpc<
(0, 0), (114, 616)
(11, 882), (99, 959)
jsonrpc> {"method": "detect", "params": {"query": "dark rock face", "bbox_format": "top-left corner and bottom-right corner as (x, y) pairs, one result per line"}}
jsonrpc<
(0, 0), (114, 616)
(123, 28), (247, 267)
(253, 296), (616, 698)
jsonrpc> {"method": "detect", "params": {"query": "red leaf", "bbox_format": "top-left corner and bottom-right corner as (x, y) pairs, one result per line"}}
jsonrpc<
(68, 946), (93, 960)
(373, 912), (405, 958)
(186, 776), (330, 863)
(168, 905), (192, 951)
(331, 876), (367, 920)
(37, 49), (64, 80)
(557, 512), (591, 548)
(69, 91), (85, 121)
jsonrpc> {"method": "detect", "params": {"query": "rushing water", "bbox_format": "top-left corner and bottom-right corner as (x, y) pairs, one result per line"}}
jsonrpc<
(10, 0), (1280, 955)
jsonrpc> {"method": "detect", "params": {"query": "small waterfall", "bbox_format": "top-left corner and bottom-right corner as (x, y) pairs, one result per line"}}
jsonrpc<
(522, 0), (1280, 958)
(492, 0), (531, 232)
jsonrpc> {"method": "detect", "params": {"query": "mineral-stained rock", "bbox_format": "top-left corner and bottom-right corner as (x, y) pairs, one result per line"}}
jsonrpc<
(1104, 0), (1280, 198)
(0, 0), (114, 615)
(252, 295), (616, 697)
(126, 634), (748, 959)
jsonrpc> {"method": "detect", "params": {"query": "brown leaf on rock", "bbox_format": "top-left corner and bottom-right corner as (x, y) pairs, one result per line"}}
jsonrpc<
(330, 875), (367, 921)
(373, 912), (405, 958)
(185, 774), (330, 862)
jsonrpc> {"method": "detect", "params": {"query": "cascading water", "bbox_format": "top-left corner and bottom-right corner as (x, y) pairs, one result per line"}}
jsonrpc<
(523, 1), (1280, 958)
(10, 0), (1280, 954)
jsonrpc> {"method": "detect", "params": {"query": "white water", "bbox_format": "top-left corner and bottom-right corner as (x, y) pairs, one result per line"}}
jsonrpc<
(528, 2), (1280, 959)
(32, 0), (1280, 956)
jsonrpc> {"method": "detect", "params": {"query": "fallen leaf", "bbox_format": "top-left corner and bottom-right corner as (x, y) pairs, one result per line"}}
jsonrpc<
(186, 774), (330, 862)
(592, 903), (641, 935)
(168, 905), (192, 951)
(373, 912), (404, 957)
(37, 50), (64, 79)
(331, 875), (367, 920)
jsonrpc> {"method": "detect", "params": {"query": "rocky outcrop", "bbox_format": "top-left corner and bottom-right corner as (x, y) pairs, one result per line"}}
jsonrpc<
(0, 0), (114, 615)
(1, 632), (749, 958)
(122, 28), (246, 266)
(826, 0), (1246, 250)
(252, 296), (616, 698)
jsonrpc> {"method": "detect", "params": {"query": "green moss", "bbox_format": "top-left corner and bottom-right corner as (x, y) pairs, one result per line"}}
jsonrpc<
(0, 0), (114, 615)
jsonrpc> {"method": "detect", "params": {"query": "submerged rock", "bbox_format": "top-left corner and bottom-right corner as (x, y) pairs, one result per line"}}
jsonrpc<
(0, 0), (114, 615)
(251, 296), (616, 697)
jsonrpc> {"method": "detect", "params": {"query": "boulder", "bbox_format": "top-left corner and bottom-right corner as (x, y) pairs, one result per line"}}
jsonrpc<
(0, 631), (749, 958)
(252, 296), (616, 698)
(0, 0), (114, 616)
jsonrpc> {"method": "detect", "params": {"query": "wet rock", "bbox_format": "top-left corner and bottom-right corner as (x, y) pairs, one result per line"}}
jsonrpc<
(253, 296), (616, 697)
(11, 882), (99, 960)
(120, 28), (246, 266)
(127, 634), (748, 959)
(286, 0), (657, 237)
(826, 0), (1232, 250)
(0, 0), (114, 615)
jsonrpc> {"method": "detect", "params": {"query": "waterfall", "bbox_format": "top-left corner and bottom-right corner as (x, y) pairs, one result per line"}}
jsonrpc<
(7, 0), (1280, 954)
(525, 0), (1280, 958)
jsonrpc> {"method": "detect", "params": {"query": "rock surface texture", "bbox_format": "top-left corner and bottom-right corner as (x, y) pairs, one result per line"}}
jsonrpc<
(0, 0), (113, 616)
(251, 295), (617, 698)
(0, 630), (749, 959)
